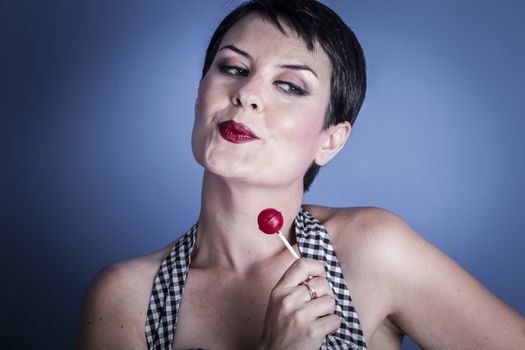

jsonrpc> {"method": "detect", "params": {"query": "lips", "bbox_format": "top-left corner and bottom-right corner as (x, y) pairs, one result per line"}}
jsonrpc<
(218, 120), (259, 143)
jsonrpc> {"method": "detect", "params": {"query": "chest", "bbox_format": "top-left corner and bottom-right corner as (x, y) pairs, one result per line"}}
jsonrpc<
(172, 270), (278, 350)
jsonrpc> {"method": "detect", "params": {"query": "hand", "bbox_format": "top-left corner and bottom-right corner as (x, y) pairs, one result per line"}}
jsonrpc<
(257, 258), (341, 350)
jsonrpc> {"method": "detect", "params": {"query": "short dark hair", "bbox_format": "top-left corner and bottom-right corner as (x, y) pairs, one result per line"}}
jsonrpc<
(201, 0), (366, 191)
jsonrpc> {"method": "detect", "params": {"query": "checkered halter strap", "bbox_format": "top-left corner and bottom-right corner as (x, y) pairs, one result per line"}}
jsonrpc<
(145, 224), (197, 349)
(145, 208), (368, 350)
(295, 209), (367, 349)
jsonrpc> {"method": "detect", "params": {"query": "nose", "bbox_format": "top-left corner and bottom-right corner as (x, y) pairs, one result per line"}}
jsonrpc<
(231, 76), (263, 112)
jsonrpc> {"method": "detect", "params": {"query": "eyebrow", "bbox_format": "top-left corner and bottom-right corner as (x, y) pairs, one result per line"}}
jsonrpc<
(218, 44), (318, 79)
(277, 64), (318, 79)
(219, 45), (252, 59)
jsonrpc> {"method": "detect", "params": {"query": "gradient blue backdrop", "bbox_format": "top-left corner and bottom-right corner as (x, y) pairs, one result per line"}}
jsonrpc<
(4, 1), (524, 349)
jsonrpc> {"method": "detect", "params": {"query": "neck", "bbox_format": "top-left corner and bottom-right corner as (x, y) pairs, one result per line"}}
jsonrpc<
(191, 170), (304, 273)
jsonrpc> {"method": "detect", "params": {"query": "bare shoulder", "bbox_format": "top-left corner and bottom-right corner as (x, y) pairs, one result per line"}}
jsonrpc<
(302, 205), (413, 262)
(302, 205), (418, 303)
(303, 204), (525, 349)
(83, 247), (169, 308)
(303, 204), (403, 231)
(77, 245), (172, 350)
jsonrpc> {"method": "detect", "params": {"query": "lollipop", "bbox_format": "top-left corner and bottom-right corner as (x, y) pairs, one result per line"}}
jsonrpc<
(257, 208), (300, 260)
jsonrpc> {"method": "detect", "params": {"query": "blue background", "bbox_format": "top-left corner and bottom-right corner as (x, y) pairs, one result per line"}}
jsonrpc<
(4, 1), (524, 349)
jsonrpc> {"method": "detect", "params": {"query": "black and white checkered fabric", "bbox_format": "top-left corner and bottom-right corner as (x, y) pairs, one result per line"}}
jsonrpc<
(145, 208), (368, 350)
(295, 209), (367, 349)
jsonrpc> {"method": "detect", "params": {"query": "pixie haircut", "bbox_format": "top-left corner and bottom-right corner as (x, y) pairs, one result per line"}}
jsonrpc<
(201, 0), (366, 191)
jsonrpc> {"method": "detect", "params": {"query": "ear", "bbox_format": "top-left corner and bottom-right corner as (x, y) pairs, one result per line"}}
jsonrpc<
(314, 121), (351, 166)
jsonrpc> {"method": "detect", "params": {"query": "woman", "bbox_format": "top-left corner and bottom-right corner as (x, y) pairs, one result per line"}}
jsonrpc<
(77, 0), (525, 349)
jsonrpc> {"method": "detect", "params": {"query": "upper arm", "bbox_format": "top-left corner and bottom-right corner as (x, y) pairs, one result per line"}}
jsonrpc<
(360, 209), (525, 349)
(77, 263), (152, 350)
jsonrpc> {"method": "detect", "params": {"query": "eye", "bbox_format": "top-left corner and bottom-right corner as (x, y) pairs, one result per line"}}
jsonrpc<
(218, 64), (249, 77)
(274, 80), (309, 96)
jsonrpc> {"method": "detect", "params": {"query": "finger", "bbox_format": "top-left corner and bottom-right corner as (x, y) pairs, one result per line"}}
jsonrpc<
(312, 313), (341, 337)
(300, 295), (337, 319)
(302, 276), (334, 300)
(274, 277), (333, 311)
(278, 282), (324, 311)
(278, 258), (326, 288)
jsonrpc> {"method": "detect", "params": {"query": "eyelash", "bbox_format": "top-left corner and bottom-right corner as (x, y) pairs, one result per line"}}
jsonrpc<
(219, 64), (248, 77)
(274, 80), (307, 96)
(218, 64), (308, 97)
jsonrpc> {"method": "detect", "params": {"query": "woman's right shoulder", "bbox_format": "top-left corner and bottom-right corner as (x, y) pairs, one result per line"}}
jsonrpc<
(86, 244), (172, 302)
(77, 244), (173, 349)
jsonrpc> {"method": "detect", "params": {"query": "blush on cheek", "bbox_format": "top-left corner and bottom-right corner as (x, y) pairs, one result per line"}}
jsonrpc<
(289, 116), (324, 141)
(279, 125), (324, 166)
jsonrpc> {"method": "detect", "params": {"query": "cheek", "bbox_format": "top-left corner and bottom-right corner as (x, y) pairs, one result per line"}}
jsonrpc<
(194, 79), (211, 118)
(192, 81), (213, 157)
(193, 81), (218, 141)
(194, 76), (230, 123)
(192, 93), (206, 143)
(275, 107), (325, 142)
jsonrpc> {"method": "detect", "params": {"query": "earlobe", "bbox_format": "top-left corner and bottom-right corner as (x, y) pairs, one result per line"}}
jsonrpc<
(314, 121), (351, 166)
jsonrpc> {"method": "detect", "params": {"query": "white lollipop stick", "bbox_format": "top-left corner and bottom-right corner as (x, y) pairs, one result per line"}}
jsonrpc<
(277, 231), (300, 259)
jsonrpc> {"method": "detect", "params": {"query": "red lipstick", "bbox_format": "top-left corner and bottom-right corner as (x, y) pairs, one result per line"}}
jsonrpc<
(218, 120), (259, 143)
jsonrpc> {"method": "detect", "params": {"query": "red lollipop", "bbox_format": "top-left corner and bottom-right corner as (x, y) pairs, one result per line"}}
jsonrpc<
(257, 208), (283, 234)
(257, 208), (299, 259)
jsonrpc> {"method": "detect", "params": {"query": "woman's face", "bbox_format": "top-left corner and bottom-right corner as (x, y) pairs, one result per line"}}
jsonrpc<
(192, 14), (333, 189)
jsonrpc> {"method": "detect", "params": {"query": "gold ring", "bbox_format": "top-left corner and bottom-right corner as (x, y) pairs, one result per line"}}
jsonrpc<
(304, 283), (317, 300)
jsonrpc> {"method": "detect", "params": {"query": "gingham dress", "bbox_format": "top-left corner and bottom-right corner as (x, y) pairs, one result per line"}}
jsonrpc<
(145, 208), (368, 350)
